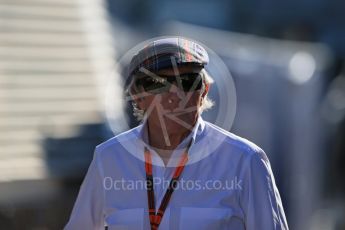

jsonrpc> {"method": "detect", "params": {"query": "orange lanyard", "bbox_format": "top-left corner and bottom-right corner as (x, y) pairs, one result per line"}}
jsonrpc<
(144, 147), (189, 230)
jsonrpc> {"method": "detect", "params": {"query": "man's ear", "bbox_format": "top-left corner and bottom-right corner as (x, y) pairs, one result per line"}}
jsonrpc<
(129, 84), (145, 109)
(201, 83), (209, 98)
(131, 93), (145, 109)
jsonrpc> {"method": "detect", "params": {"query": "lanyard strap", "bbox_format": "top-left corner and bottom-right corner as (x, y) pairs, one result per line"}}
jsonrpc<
(144, 147), (189, 230)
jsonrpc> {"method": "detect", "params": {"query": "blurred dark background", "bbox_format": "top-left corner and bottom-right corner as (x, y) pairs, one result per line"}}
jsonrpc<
(0, 0), (344, 229)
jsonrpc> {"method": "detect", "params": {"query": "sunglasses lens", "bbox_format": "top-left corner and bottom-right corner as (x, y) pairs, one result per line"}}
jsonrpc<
(135, 73), (203, 93)
(178, 73), (202, 91)
(136, 77), (168, 93)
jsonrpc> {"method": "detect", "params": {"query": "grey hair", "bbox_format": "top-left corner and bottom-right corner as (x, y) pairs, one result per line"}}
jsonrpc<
(126, 69), (215, 121)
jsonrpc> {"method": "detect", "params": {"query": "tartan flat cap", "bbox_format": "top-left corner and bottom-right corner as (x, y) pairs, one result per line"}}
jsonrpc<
(128, 37), (209, 78)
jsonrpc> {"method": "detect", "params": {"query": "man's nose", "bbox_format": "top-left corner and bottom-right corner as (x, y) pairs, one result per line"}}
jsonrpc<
(168, 83), (184, 98)
(161, 84), (183, 111)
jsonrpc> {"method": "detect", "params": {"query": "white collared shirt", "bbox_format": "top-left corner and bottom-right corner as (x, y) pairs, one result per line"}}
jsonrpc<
(65, 116), (289, 230)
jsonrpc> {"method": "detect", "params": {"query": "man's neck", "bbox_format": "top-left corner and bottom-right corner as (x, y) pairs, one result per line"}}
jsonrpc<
(146, 122), (193, 165)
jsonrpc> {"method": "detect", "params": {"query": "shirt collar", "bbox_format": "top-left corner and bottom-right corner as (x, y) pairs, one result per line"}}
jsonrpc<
(135, 116), (206, 167)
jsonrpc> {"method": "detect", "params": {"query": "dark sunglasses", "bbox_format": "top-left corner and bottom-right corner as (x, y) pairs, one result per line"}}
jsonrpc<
(135, 73), (203, 94)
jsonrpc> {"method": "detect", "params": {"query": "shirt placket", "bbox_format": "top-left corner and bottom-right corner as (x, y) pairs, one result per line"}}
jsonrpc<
(151, 148), (184, 210)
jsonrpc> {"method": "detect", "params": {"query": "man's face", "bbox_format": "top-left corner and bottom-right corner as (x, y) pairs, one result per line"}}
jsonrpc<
(133, 65), (207, 135)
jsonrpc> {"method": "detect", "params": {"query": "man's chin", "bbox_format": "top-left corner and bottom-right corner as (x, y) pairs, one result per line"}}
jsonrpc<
(164, 119), (195, 133)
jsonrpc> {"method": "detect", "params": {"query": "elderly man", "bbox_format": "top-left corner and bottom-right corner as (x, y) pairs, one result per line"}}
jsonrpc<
(65, 37), (289, 230)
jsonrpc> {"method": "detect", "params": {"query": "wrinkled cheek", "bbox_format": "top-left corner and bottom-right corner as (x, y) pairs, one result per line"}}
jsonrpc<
(180, 93), (202, 120)
(184, 92), (202, 109)
(143, 95), (159, 108)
